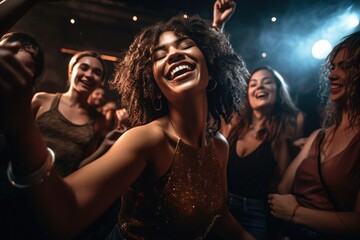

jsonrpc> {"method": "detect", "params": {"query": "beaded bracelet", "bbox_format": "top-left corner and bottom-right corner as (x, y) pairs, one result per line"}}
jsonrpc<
(290, 204), (300, 223)
(7, 148), (55, 188)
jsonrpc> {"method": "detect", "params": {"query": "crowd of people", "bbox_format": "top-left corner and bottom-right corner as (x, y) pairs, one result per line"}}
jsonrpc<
(0, 0), (359, 239)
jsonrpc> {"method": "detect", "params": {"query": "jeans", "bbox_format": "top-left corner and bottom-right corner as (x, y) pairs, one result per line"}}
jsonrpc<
(228, 193), (269, 240)
(105, 224), (122, 240)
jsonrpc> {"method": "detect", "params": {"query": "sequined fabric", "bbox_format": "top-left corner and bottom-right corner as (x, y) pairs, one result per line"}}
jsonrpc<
(119, 138), (225, 239)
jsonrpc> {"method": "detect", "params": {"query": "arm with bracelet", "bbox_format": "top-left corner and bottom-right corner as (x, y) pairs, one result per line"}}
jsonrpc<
(268, 129), (360, 238)
(212, 0), (236, 33)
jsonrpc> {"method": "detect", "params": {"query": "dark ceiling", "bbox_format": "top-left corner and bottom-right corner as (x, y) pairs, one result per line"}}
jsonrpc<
(10, 0), (360, 100)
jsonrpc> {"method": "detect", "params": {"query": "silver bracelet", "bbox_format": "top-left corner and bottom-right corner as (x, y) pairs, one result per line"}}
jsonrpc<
(7, 148), (55, 188)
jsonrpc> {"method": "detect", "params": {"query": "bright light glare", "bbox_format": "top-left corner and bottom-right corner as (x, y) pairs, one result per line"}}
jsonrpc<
(70, 19), (75, 24)
(271, 17), (277, 22)
(347, 14), (359, 28)
(261, 52), (267, 58)
(132, 16), (138, 21)
(312, 40), (332, 59)
(183, 14), (188, 19)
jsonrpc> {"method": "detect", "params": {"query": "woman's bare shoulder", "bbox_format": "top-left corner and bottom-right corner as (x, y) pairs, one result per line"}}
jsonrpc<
(32, 92), (57, 105)
(119, 120), (168, 148)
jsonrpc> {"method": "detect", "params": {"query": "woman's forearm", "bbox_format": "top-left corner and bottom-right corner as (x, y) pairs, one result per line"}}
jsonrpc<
(294, 206), (360, 237)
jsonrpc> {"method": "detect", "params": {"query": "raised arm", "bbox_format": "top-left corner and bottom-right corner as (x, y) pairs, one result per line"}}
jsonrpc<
(212, 0), (236, 32)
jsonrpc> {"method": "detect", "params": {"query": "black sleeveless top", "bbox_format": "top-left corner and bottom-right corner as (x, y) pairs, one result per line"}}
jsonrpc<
(36, 93), (97, 176)
(227, 140), (277, 199)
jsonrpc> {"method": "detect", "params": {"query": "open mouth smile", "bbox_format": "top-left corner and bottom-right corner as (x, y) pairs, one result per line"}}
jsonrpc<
(166, 62), (195, 80)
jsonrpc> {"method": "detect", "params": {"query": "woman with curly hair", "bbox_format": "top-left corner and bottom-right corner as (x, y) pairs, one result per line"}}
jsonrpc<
(269, 31), (360, 239)
(0, 14), (254, 239)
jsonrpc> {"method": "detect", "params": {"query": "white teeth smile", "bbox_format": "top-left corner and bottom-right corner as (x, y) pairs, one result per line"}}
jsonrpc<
(170, 65), (191, 79)
(256, 92), (267, 98)
(331, 84), (343, 89)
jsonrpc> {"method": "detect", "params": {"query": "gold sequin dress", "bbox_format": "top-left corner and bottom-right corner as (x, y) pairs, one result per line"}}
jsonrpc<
(119, 138), (226, 239)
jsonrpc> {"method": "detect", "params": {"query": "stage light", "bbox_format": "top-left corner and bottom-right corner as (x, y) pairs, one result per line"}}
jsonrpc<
(346, 13), (359, 28)
(311, 39), (332, 60)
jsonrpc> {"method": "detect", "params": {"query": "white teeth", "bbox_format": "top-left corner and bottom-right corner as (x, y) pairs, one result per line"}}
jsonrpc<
(331, 83), (344, 89)
(256, 92), (267, 98)
(171, 65), (191, 78)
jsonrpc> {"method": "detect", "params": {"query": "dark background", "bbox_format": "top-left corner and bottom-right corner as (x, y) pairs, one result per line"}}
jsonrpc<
(9, 0), (360, 134)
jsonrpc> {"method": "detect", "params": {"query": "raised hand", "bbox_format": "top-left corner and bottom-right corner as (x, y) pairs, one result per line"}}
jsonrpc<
(0, 42), (34, 133)
(213, 0), (236, 32)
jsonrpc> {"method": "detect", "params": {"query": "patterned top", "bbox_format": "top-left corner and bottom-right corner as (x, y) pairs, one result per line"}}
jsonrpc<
(36, 93), (97, 176)
(119, 138), (226, 240)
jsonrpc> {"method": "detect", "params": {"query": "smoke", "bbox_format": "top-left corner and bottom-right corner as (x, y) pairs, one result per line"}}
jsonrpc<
(225, 0), (359, 90)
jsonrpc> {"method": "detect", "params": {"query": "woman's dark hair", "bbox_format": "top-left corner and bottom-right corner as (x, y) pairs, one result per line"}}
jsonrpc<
(227, 66), (300, 147)
(320, 31), (360, 129)
(111, 15), (249, 130)
(1, 32), (44, 79)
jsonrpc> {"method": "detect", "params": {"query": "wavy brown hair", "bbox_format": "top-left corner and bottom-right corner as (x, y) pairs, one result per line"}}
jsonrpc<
(227, 66), (300, 147)
(111, 15), (249, 131)
(320, 31), (360, 129)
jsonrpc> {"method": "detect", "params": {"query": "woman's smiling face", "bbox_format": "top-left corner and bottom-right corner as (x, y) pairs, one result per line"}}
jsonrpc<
(70, 56), (104, 94)
(248, 69), (277, 112)
(328, 49), (347, 102)
(151, 31), (209, 100)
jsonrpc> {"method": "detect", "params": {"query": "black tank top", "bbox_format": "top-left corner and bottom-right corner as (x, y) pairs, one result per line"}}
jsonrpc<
(227, 140), (276, 199)
(36, 94), (96, 176)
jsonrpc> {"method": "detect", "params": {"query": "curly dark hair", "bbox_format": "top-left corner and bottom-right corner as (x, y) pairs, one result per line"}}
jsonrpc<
(111, 15), (249, 131)
(320, 30), (360, 129)
(227, 66), (300, 147)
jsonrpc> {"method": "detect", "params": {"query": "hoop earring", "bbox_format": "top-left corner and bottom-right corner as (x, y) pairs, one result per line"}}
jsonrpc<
(152, 93), (162, 111)
(207, 79), (217, 92)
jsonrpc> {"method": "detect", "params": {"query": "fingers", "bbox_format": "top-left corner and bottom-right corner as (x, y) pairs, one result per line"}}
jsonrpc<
(0, 48), (33, 91)
(0, 41), (22, 53)
(268, 194), (276, 215)
(217, 0), (236, 10)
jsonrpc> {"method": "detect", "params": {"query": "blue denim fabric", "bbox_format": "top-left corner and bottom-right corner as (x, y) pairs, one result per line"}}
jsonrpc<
(228, 193), (268, 240)
(105, 224), (122, 240)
